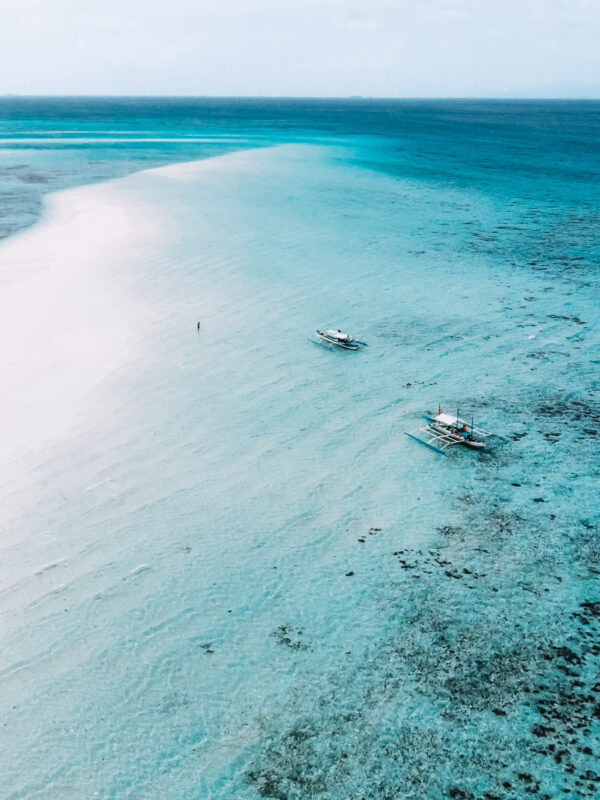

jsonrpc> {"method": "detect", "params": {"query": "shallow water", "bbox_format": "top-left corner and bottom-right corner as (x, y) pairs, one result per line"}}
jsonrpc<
(0, 101), (599, 799)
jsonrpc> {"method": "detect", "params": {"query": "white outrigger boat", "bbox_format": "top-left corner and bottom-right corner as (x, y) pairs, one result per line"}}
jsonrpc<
(315, 329), (367, 350)
(405, 408), (494, 455)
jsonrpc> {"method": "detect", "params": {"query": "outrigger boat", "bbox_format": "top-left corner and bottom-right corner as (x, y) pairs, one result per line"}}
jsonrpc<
(315, 329), (367, 350)
(405, 408), (493, 455)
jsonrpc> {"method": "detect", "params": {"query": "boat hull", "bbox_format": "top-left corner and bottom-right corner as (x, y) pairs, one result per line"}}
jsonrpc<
(315, 332), (359, 350)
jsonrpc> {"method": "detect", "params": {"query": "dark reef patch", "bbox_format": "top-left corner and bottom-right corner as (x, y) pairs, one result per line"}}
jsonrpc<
(547, 314), (587, 325)
(272, 625), (309, 651)
(535, 395), (600, 428)
(247, 518), (599, 799)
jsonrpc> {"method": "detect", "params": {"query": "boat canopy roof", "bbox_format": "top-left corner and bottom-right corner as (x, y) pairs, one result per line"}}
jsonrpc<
(433, 411), (493, 437)
(436, 413), (459, 425)
(326, 329), (350, 339)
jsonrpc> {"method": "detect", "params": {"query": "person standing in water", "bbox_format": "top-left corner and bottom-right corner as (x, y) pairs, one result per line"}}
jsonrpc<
(197, 321), (200, 331)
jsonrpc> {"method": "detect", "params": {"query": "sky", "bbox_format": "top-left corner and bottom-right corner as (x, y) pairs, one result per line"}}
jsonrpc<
(1, 0), (599, 97)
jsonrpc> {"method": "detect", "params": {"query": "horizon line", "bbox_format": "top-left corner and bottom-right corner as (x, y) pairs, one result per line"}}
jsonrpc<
(1, 94), (600, 102)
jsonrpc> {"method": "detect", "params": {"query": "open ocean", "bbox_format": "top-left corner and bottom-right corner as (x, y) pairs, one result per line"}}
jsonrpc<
(0, 98), (599, 799)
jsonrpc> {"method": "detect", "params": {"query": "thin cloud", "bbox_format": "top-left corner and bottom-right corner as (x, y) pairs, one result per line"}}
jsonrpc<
(1, 0), (599, 96)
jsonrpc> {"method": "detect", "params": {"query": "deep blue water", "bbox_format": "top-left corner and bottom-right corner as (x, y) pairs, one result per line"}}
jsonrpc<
(2, 97), (600, 235)
(0, 99), (598, 800)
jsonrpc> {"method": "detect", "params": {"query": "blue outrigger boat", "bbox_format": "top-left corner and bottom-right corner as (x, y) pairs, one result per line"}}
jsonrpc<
(405, 409), (493, 455)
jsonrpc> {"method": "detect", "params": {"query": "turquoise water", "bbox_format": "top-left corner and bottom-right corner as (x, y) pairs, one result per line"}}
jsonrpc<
(0, 100), (599, 799)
